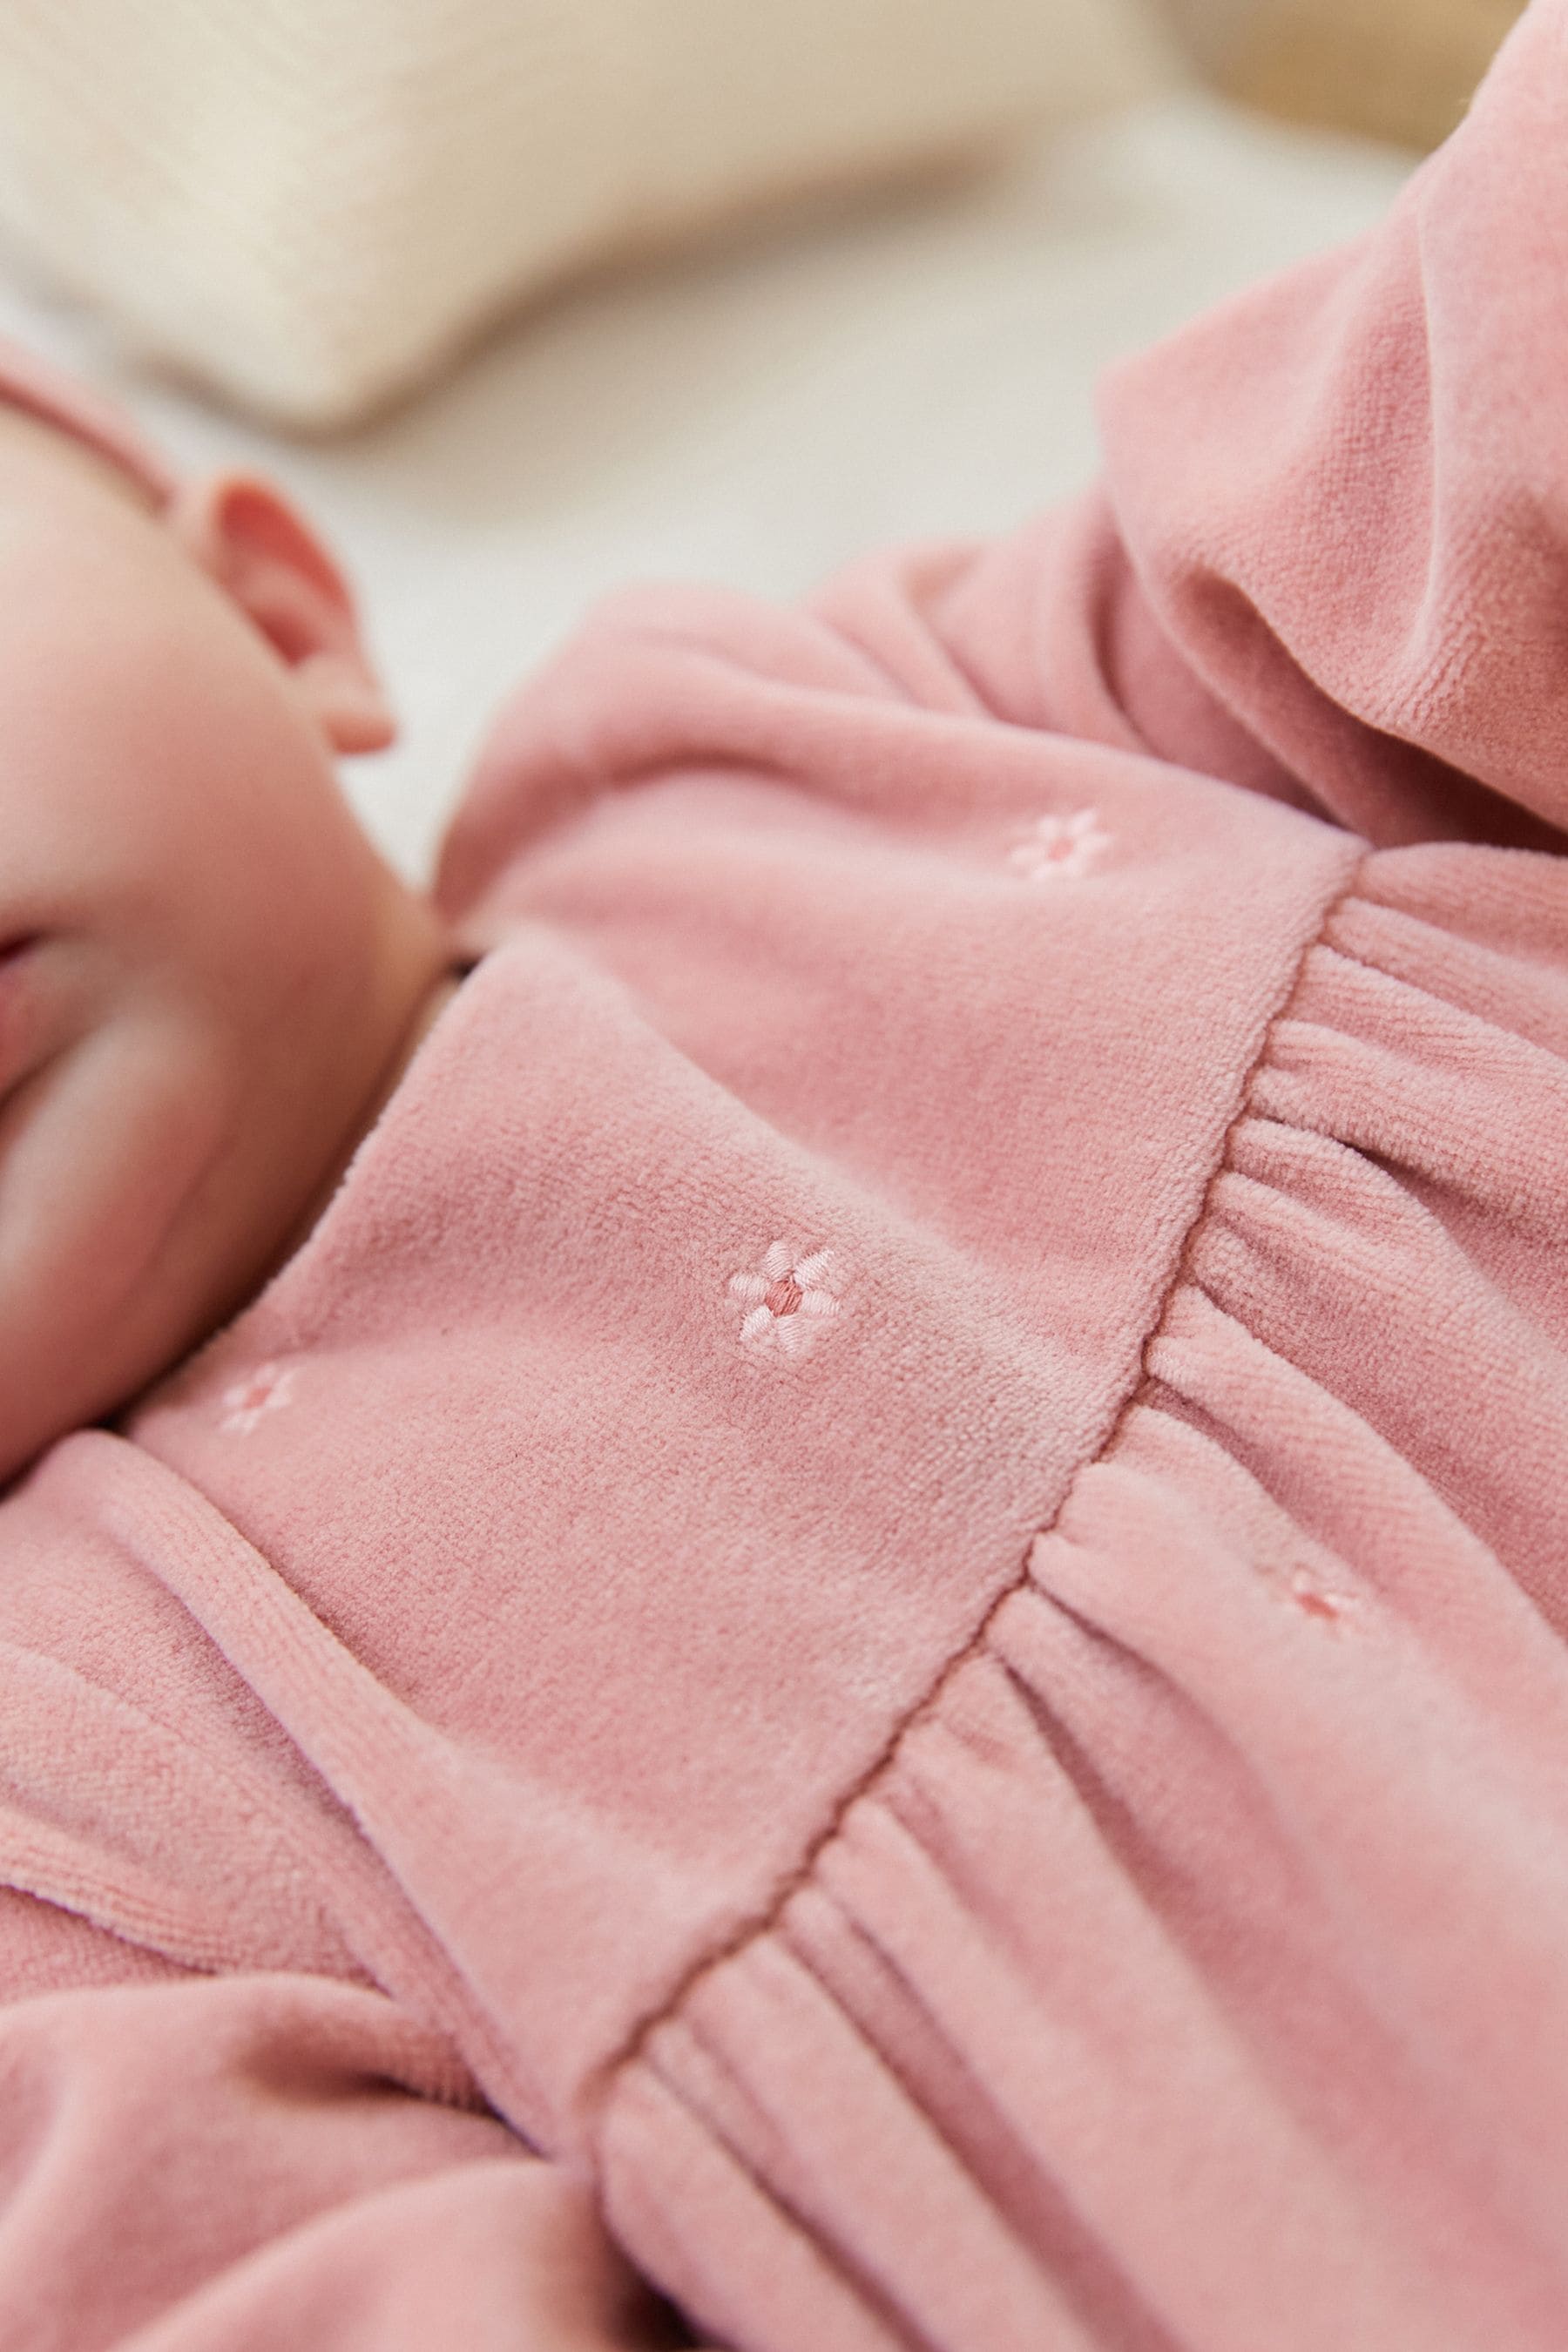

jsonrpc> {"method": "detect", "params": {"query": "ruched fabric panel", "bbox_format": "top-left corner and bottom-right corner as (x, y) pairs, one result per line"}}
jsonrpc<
(598, 846), (1568, 2352)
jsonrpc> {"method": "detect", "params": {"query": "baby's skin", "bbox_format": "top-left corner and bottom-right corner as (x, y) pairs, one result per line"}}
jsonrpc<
(0, 405), (451, 1485)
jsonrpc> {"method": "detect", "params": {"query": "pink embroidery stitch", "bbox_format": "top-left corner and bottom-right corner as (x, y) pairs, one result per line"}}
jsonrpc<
(728, 1241), (842, 1360)
(1010, 808), (1111, 882)
(219, 1360), (295, 1436)
(1289, 1572), (1351, 1626)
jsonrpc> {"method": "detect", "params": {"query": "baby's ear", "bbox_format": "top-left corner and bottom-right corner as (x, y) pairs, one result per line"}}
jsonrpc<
(168, 471), (396, 754)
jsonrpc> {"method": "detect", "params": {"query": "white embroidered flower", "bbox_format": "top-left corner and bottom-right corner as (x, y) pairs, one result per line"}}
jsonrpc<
(219, 1360), (295, 1436)
(1009, 808), (1111, 882)
(727, 1240), (842, 1360)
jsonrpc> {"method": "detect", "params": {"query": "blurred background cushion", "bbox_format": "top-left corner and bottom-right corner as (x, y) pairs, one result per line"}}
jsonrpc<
(1159, 0), (1526, 150)
(0, 0), (1165, 428)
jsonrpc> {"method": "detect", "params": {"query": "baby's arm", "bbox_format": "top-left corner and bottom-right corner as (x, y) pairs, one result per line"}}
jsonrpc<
(0, 1891), (679, 2349)
(451, 0), (1566, 959)
(802, 0), (1568, 867)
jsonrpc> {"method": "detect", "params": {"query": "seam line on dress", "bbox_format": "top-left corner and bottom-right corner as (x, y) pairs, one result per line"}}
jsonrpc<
(595, 842), (1375, 2102)
(0, 1634), (352, 1983)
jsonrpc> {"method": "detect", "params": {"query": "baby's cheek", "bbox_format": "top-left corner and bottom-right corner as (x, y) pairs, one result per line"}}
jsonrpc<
(0, 1010), (232, 1483)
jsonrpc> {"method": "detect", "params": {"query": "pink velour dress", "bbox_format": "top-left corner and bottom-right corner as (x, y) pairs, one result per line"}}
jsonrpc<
(5, 9), (1568, 2345)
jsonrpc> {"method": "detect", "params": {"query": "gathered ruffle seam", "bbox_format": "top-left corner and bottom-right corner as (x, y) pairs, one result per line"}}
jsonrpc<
(592, 842), (1375, 2110)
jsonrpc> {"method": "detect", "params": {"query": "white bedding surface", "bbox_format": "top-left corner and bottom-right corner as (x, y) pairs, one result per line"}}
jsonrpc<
(0, 91), (1411, 881)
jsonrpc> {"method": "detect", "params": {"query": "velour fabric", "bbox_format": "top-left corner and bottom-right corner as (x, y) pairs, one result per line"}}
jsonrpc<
(4, 5), (1568, 2342)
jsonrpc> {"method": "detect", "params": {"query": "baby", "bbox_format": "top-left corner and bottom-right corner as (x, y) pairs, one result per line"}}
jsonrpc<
(5, 6), (1568, 2347)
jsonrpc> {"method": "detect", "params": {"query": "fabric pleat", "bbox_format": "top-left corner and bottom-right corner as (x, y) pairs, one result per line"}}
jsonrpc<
(598, 848), (1568, 2351)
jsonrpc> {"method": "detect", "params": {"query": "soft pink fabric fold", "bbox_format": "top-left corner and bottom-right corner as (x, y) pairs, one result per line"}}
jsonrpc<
(1098, 0), (1568, 847)
(6, 6), (1568, 2343)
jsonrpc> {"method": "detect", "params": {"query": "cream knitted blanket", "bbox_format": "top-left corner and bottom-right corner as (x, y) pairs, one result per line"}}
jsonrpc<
(0, 0), (1166, 427)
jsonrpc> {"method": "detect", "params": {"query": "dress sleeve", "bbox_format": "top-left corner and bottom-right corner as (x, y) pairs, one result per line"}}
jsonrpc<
(1093, 0), (1568, 851)
(806, 0), (1568, 863)
(0, 1892), (686, 2351)
(443, 0), (1568, 929)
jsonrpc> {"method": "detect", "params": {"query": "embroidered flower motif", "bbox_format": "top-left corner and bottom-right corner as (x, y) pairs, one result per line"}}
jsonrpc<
(1009, 808), (1111, 882)
(727, 1240), (842, 1360)
(1288, 1571), (1351, 1627)
(219, 1360), (295, 1436)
